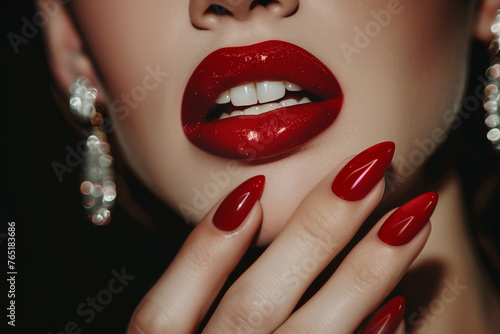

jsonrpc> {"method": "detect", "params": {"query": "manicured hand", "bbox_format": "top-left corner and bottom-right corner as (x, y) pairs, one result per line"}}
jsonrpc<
(127, 142), (437, 334)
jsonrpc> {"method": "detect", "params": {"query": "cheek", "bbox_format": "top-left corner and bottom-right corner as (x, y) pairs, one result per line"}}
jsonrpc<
(333, 0), (472, 180)
(72, 1), (232, 210)
(390, 2), (471, 175)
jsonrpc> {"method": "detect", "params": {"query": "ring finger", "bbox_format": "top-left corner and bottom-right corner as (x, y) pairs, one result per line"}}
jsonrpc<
(276, 192), (437, 333)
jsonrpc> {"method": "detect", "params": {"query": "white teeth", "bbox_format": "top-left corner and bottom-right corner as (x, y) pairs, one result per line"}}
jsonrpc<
(259, 103), (280, 113)
(215, 81), (311, 120)
(299, 97), (312, 104)
(230, 83), (257, 107)
(215, 90), (230, 104)
(233, 110), (244, 116)
(279, 99), (299, 107)
(256, 81), (286, 104)
(215, 81), (304, 105)
(219, 97), (312, 120)
(244, 105), (261, 115)
(284, 81), (302, 91)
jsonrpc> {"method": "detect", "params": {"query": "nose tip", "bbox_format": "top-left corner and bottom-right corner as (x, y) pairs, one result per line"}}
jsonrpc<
(190, 0), (299, 30)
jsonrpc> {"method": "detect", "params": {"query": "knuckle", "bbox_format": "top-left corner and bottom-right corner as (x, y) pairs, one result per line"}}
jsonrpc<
(217, 285), (275, 333)
(296, 205), (342, 251)
(129, 299), (173, 334)
(183, 239), (221, 276)
(343, 253), (388, 297)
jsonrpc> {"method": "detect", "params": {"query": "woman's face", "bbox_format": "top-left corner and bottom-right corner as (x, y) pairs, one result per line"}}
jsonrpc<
(69, 0), (476, 244)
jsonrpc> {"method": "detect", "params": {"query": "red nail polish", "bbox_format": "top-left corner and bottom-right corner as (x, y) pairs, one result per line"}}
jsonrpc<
(213, 175), (265, 232)
(378, 192), (438, 246)
(331, 142), (395, 201)
(361, 296), (405, 334)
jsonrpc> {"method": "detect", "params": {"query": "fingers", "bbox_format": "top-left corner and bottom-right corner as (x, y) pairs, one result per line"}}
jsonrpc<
(203, 142), (395, 334)
(127, 176), (265, 334)
(277, 193), (437, 333)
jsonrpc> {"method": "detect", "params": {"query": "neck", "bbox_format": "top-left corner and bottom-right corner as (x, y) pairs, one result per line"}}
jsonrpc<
(399, 173), (500, 333)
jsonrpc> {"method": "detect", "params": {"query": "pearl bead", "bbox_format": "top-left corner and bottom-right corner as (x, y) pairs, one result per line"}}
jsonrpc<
(485, 114), (500, 128)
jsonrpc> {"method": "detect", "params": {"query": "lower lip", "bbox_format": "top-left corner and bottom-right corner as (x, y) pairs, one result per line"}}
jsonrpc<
(183, 98), (342, 159)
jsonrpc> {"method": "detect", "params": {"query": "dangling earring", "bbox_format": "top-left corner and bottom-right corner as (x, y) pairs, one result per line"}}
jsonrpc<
(484, 9), (500, 153)
(69, 77), (117, 225)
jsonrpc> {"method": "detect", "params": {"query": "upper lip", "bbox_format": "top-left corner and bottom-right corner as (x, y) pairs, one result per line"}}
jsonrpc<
(182, 40), (343, 160)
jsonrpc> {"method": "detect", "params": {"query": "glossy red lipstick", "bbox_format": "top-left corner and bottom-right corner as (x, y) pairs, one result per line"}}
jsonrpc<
(182, 40), (343, 160)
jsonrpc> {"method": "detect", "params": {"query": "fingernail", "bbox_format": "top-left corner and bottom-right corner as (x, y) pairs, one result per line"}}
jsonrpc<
(331, 142), (395, 201)
(213, 175), (265, 232)
(378, 192), (438, 246)
(360, 296), (405, 334)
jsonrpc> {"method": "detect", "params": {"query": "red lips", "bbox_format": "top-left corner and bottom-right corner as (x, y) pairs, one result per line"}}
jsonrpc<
(182, 40), (343, 160)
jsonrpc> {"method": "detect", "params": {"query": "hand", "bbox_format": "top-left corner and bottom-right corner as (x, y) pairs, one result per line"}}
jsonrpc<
(126, 142), (437, 334)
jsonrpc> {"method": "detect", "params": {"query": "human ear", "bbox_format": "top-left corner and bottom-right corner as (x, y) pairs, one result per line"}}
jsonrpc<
(37, 0), (100, 97)
(475, 0), (500, 42)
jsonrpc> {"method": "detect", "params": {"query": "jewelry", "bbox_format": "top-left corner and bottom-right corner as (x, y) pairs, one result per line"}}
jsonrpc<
(484, 9), (500, 152)
(69, 77), (117, 225)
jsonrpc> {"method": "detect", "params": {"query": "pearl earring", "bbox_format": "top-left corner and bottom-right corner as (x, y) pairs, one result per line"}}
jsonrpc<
(69, 77), (117, 225)
(484, 9), (500, 152)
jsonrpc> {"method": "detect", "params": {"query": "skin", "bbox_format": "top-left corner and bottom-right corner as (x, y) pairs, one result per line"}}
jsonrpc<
(47, 0), (475, 244)
(40, 0), (500, 332)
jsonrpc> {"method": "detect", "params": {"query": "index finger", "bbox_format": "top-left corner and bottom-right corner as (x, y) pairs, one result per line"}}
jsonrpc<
(127, 175), (265, 334)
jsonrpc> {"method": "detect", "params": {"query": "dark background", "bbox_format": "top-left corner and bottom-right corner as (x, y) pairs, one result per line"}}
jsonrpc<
(2, 1), (500, 334)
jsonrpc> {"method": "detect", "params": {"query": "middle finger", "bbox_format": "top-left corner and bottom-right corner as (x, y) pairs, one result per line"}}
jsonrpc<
(203, 141), (395, 334)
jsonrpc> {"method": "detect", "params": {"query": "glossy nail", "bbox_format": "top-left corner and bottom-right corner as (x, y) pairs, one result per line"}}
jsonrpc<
(331, 142), (395, 201)
(360, 296), (406, 334)
(213, 175), (265, 232)
(378, 192), (438, 246)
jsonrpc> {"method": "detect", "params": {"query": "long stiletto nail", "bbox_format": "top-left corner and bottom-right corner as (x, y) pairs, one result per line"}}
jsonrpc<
(378, 192), (438, 246)
(331, 142), (395, 201)
(360, 296), (405, 334)
(213, 175), (265, 232)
